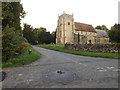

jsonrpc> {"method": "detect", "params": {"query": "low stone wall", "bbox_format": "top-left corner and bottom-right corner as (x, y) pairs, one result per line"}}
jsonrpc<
(65, 44), (120, 53)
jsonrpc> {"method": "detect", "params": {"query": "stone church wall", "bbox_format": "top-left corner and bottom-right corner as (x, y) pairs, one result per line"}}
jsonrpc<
(65, 44), (119, 53)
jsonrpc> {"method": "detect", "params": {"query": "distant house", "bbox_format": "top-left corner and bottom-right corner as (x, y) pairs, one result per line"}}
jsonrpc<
(56, 12), (109, 44)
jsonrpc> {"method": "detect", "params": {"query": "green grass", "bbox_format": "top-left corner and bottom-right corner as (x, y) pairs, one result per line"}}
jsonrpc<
(1, 45), (40, 68)
(37, 44), (119, 59)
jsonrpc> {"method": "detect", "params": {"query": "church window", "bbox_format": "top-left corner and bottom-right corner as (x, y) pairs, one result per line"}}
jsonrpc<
(60, 24), (62, 26)
(89, 40), (92, 44)
(68, 22), (70, 25)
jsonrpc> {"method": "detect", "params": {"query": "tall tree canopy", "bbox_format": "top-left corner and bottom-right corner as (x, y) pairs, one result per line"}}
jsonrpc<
(95, 25), (102, 30)
(23, 23), (37, 45)
(113, 23), (120, 30)
(23, 25), (56, 44)
(51, 31), (56, 44)
(108, 24), (120, 43)
(37, 27), (53, 44)
(101, 25), (109, 32)
(95, 25), (109, 32)
(2, 2), (26, 62)
(2, 2), (25, 32)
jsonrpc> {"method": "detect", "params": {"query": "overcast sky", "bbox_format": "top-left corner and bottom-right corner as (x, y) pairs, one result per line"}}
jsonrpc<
(21, 0), (119, 32)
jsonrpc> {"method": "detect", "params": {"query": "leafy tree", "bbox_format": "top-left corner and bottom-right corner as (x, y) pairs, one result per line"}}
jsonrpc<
(108, 24), (120, 43)
(23, 26), (55, 44)
(2, 2), (26, 62)
(36, 27), (55, 44)
(23, 23), (37, 45)
(95, 26), (102, 30)
(114, 23), (120, 30)
(45, 32), (53, 44)
(95, 25), (109, 32)
(37, 27), (46, 44)
(110, 26), (117, 30)
(2, 2), (25, 32)
(51, 31), (56, 44)
(101, 25), (109, 32)
(2, 26), (27, 61)
(37, 27), (52, 44)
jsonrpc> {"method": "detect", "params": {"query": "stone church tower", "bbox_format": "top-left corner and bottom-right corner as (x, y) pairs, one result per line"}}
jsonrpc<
(56, 12), (74, 44)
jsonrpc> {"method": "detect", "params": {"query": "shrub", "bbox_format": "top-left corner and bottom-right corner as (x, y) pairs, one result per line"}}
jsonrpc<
(2, 26), (28, 62)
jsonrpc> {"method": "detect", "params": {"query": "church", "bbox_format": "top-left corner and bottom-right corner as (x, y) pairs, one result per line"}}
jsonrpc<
(56, 12), (109, 44)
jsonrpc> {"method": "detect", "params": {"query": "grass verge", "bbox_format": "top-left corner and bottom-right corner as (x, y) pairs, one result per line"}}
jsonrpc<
(37, 44), (119, 59)
(1, 45), (40, 68)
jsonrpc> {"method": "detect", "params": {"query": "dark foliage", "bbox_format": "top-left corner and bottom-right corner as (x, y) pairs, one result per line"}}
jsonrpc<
(2, 2), (27, 62)
(23, 24), (56, 44)
(108, 24), (120, 43)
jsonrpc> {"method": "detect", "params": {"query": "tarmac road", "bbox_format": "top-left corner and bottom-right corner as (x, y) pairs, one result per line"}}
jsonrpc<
(2, 46), (119, 88)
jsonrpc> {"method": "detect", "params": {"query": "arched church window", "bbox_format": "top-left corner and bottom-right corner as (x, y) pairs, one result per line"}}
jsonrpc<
(68, 22), (70, 25)
(89, 40), (92, 44)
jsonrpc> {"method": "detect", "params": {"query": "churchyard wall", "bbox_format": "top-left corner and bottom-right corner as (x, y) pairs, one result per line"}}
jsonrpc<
(65, 43), (119, 53)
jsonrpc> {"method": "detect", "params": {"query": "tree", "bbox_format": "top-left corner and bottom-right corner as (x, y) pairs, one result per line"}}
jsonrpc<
(51, 31), (56, 44)
(37, 27), (46, 44)
(114, 23), (120, 30)
(2, 2), (26, 62)
(37, 27), (52, 44)
(101, 25), (109, 32)
(108, 24), (120, 43)
(23, 24), (37, 45)
(23, 25), (56, 44)
(110, 26), (117, 30)
(36, 28), (55, 44)
(2, 26), (27, 61)
(95, 25), (109, 32)
(95, 26), (102, 30)
(2, 2), (25, 32)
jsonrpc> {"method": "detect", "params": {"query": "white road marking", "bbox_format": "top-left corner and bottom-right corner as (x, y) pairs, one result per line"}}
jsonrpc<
(18, 74), (23, 76)
(106, 67), (115, 69)
(26, 79), (33, 82)
(98, 69), (107, 72)
(97, 67), (104, 70)
(96, 67), (107, 72)
(70, 59), (87, 66)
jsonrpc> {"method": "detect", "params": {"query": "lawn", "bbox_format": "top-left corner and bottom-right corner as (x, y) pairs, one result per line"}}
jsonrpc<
(1, 45), (40, 68)
(37, 44), (119, 59)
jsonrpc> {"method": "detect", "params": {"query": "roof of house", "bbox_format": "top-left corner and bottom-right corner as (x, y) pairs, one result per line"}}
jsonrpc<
(95, 29), (109, 37)
(75, 22), (96, 33)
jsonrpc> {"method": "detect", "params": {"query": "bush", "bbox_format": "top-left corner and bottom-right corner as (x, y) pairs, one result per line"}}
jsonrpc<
(2, 26), (28, 62)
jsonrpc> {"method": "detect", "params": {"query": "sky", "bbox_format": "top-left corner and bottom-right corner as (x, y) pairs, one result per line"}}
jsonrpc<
(21, 0), (119, 32)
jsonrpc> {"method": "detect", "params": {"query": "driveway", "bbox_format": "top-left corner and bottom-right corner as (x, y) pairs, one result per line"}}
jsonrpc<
(2, 46), (119, 88)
